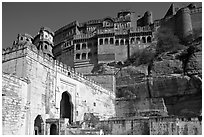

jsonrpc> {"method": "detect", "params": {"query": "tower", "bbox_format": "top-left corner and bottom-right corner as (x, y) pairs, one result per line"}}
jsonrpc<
(13, 33), (33, 45)
(33, 27), (55, 57)
(144, 11), (153, 26)
(175, 7), (193, 40)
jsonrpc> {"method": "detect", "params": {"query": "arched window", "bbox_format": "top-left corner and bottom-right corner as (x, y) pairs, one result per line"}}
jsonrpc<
(125, 39), (129, 45)
(110, 38), (114, 44)
(44, 44), (47, 49)
(104, 38), (109, 44)
(142, 37), (146, 43)
(76, 54), (80, 60)
(82, 43), (86, 49)
(115, 40), (119, 46)
(136, 37), (140, 44)
(131, 38), (135, 44)
(34, 115), (44, 135)
(76, 44), (80, 50)
(88, 43), (92, 49)
(50, 124), (57, 135)
(82, 53), (86, 60)
(120, 39), (124, 45)
(88, 53), (92, 59)
(99, 39), (103, 45)
(147, 36), (152, 43)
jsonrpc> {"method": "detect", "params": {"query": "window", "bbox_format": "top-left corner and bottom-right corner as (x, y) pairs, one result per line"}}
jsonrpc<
(131, 38), (135, 44)
(76, 54), (80, 60)
(142, 37), (146, 43)
(82, 43), (86, 49)
(88, 53), (92, 59)
(44, 45), (47, 49)
(105, 38), (108, 44)
(120, 39), (124, 45)
(136, 37), (140, 44)
(99, 39), (103, 45)
(110, 38), (114, 44)
(76, 44), (80, 50)
(147, 36), (152, 43)
(125, 39), (129, 45)
(82, 53), (86, 60)
(115, 40), (119, 46)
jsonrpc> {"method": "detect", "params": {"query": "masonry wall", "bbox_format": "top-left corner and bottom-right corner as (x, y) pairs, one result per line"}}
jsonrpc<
(115, 98), (168, 118)
(100, 118), (150, 135)
(2, 44), (116, 135)
(149, 117), (202, 135)
(190, 7), (202, 31)
(84, 74), (116, 92)
(2, 74), (29, 135)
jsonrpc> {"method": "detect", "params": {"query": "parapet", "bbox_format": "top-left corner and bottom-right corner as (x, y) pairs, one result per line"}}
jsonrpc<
(55, 21), (79, 35)
(176, 7), (191, 15)
(40, 27), (55, 36)
(190, 7), (202, 14)
(25, 45), (115, 97)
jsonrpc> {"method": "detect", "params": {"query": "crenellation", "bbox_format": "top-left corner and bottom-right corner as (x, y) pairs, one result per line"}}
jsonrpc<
(190, 7), (202, 14)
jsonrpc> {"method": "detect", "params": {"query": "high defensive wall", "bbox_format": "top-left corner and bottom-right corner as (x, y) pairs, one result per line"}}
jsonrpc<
(2, 31), (115, 135)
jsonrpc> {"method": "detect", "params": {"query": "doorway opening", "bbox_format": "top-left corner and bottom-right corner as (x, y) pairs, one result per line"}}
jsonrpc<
(34, 115), (44, 135)
(50, 124), (57, 135)
(60, 91), (74, 124)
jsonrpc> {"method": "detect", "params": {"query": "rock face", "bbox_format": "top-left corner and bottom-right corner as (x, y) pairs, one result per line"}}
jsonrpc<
(115, 41), (202, 117)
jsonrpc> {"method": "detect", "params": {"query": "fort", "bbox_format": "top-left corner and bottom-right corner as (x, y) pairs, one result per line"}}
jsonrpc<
(2, 3), (202, 135)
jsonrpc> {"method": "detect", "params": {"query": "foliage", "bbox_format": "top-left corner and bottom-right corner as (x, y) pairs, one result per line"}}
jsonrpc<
(155, 27), (185, 55)
(126, 44), (156, 66)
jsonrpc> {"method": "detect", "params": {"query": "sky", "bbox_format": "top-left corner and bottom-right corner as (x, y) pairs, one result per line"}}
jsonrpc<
(2, 2), (201, 49)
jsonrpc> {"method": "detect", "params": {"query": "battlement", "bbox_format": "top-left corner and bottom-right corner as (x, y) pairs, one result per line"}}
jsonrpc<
(176, 7), (191, 15)
(97, 26), (151, 35)
(97, 28), (115, 35)
(190, 7), (202, 14)
(3, 43), (115, 97)
(2, 42), (31, 57)
(55, 21), (79, 35)
(149, 116), (202, 122)
(84, 19), (102, 25)
(73, 33), (95, 40)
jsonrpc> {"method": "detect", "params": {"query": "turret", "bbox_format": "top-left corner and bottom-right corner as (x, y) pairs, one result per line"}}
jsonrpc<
(117, 10), (131, 18)
(175, 7), (193, 40)
(33, 27), (54, 57)
(144, 11), (153, 26)
(13, 33), (33, 45)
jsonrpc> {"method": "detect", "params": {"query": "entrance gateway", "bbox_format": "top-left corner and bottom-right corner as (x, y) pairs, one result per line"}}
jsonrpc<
(60, 91), (74, 124)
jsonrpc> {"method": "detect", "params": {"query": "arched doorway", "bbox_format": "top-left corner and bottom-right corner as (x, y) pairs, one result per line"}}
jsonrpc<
(60, 92), (73, 124)
(50, 124), (57, 135)
(34, 115), (44, 135)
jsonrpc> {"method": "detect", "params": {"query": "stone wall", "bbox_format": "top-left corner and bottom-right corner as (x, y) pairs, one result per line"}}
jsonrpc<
(2, 43), (116, 135)
(99, 118), (150, 135)
(115, 98), (168, 118)
(84, 74), (116, 92)
(2, 73), (29, 135)
(149, 116), (202, 135)
(99, 116), (202, 135)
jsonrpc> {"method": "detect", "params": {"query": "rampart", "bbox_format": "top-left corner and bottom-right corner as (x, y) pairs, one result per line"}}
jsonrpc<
(2, 43), (115, 97)
(99, 116), (202, 135)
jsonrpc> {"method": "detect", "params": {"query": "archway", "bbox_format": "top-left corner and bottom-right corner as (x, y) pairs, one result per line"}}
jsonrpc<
(34, 115), (44, 135)
(50, 124), (57, 135)
(60, 92), (73, 124)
